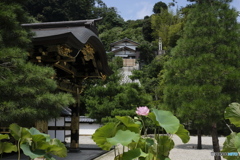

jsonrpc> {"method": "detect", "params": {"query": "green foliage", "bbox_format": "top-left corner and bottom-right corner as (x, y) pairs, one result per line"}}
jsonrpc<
(122, 148), (148, 160)
(25, 0), (95, 22)
(0, 134), (17, 155)
(137, 42), (157, 65)
(222, 103), (240, 160)
(175, 125), (191, 143)
(92, 108), (190, 160)
(97, 6), (125, 31)
(0, 1), (32, 48)
(155, 135), (174, 157)
(224, 103), (240, 127)
(221, 132), (240, 160)
(130, 55), (168, 106)
(151, 8), (183, 51)
(0, 0), (75, 126)
(85, 81), (152, 123)
(142, 16), (154, 42)
(0, 124), (67, 160)
(153, 1), (168, 14)
(99, 21), (145, 51)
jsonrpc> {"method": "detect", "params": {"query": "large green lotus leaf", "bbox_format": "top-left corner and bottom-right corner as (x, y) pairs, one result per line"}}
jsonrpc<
(9, 123), (31, 143)
(29, 128), (50, 140)
(175, 124), (190, 143)
(116, 116), (140, 133)
(44, 154), (55, 160)
(156, 135), (174, 157)
(32, 134), (47, 147)
(35, 138), (56, 151)
(121, 148), (148, 160)
(147, 112), (159, 126)
(129, 137), (154, 152)
(235, 133), (240, 152)
(0, 142), (17, 154)
(107, 130), (140, 146)
(0, 134), (9, 140)
(225, 103), (240, 127)
(20, 143), (45, 159)
(221, 132), (240, 160)
(145, 138), (155, 146)
(92, 122), (119, 150)
(36, 141), (50, 151)
(46, 138), (67, 158)
(140, 137), (155, 153)
(29, 127), (43, 135)
(152, 109), (180, 134)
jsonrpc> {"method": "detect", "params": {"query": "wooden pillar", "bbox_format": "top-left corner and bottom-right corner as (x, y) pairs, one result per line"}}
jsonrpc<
(70, 104), (79, 150)
(69, 89), (81, 152)
(35, 121), (48, 134)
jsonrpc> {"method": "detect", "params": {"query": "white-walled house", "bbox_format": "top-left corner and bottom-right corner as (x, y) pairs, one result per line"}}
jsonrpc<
(110, 38), (140, 84)
(110, 38), (140, 67)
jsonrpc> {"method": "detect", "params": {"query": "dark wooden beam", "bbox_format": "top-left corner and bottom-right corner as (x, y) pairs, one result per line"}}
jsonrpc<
(57, 80), (82, 94)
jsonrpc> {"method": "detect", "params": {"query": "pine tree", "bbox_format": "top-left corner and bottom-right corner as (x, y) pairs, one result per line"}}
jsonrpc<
(163, 0), (240, 159)
(0, 0), (75, 126)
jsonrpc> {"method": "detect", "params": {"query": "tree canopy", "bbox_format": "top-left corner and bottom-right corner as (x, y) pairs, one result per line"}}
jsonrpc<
(25, 0), (95, 22)
(153, 1), (168, 14)
(0, 0), (75, 126)
(162, 0), (240, 156)
(163, 0), (240, 124)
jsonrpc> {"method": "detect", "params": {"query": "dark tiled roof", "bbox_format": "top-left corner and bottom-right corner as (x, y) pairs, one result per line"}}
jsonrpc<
(80, 116), (96, 123)
(61, 107), (72, 116)
(21, 18), (102, 35)
(21, 18), (113, 76)
(65, 116), (97, 123)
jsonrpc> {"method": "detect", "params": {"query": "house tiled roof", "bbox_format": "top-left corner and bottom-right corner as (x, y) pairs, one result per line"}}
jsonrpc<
(110, 37), (139, 46)
(111, 46), (136, 53)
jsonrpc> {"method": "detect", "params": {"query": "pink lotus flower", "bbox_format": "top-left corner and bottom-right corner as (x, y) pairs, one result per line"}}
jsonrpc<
(136, 106), (149, 116)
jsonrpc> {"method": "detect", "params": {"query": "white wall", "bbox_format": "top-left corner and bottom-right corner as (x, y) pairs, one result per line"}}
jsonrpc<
(79, 123), (101, 135)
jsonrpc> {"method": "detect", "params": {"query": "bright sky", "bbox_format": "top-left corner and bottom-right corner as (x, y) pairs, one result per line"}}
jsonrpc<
(102, 0), (240, 21)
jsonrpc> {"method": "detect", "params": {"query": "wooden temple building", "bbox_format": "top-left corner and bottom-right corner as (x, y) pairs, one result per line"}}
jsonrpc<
(21, 18), (112, 151)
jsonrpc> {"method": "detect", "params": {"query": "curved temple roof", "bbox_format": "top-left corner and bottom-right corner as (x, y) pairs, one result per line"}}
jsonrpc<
(22, 18), (113, 77)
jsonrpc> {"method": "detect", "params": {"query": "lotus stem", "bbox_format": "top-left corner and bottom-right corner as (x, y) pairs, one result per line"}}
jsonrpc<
(18, 139), (21, 160)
